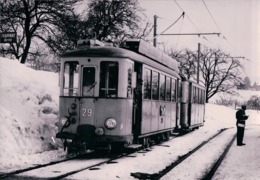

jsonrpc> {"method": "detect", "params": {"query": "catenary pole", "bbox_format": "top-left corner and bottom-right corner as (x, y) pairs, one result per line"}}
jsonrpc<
(197, 43), (201, 83)
(153, 15), (158, 47)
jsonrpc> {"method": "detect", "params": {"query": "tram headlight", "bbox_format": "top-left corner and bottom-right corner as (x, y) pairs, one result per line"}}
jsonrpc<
(104, 118), (117, 129)
(60, 117), (68, 125)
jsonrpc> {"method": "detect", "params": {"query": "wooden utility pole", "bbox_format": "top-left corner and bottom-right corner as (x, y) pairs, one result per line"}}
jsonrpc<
(197, 43), (201, 83)
(153, 15), (158, 47)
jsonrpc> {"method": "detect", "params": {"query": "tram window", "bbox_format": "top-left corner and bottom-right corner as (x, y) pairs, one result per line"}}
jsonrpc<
(201, 89), (203, 104)
(99, 61), (118, 98)
(198, 88), (200, 104)
(144, 68), (151, 99)
(199, 89), (202, 104)
(159, 74), (165, 100)
(198, 88), (201, 104)
(82, 67), (95, 96)
(64, 61), (79, 96)
(127, 67), (133, 98)
(152, 71), (159, 100)
(165, 77), (171, 101)
(195, 87), (198, 103)
(203, 90), (205, 103)
(192, 87), (194, 103)
(178, 80), (181, 99)
(171, 79), (176, 102)
(194, 87), (196, 103)
(197, 88), (200, 104)
(196, 87), (199, 103)
(200, 89), (202, 104)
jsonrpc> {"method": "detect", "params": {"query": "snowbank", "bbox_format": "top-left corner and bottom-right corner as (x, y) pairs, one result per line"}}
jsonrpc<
(0, 58), (62, 170)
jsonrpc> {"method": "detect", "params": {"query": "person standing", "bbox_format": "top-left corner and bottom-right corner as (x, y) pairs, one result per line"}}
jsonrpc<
(236, 105), (249, 146)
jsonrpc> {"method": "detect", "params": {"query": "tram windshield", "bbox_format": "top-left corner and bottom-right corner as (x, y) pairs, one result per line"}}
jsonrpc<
(63, 61), (79, 96)
(99, 61), (118, 97)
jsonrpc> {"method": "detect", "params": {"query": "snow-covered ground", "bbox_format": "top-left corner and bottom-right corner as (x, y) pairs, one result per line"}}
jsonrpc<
(0, 57), (260, 179)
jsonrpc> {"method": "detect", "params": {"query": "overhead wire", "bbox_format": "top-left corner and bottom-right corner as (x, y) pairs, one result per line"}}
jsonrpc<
(201, 0), (222, 33)
(175, 16), (184, 50)
(159, 12), (185, 35)
(173, 0), (201, 33)
(158, 0), (249, 62)
(174, 0), (245, 59)
(172, 0), (216, 49)
(150, 12), (185, 41)
(202, 0), (247, 60)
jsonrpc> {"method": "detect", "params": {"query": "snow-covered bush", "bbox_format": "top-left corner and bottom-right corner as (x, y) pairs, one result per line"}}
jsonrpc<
(215, 97), (237, 108)
(247, 95), (260, 110)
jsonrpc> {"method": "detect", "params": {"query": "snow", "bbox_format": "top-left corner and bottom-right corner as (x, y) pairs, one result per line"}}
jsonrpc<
(0, 57), (260, 179)
(0, 57), (65, 171)
(213, 127), (260, 180)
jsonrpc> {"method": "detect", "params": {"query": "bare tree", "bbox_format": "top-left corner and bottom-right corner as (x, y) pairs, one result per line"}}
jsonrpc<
(84, 0), (145, 45)
(200, 48), (244, 103)
(171, 49), (197, 79)
(41, 12), (86, 53)
(171, 47), (245, 103)
(0, 0), (79, 64)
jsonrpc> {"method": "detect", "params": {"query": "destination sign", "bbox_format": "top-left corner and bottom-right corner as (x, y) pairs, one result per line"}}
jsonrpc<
(0, 32), (16, 43)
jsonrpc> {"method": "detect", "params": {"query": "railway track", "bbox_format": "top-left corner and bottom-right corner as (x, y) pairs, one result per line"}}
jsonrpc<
(201, 134), (236, 180)
(1, 128), (235, 179)
(0, 152), (94, 179)
(0, 147), (140, 179)
(0, 130), (183, 179)
(131, 128), (236, 180)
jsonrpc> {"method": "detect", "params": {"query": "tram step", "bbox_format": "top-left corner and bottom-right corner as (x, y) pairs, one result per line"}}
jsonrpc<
(126, 144), (143, 149)
(171, 132), (179, 136)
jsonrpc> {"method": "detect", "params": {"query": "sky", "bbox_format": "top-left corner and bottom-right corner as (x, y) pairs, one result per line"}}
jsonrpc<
(138, 0), (260, 83)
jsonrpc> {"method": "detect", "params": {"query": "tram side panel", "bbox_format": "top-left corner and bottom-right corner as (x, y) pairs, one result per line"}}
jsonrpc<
(142, 100), (152, 134)
(140, 69), (178, 135)
(188, 83), (205, 129)
(141, 101), (177, 135)
(151, 101), (160, 132)
(165, 102), (177, 130)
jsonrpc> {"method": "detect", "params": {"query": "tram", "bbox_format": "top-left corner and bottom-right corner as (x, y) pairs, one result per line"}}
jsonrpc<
(56, 39), (205, 152)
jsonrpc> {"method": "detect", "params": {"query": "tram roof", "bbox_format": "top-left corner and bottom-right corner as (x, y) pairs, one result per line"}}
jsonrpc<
(61, 45), (179, 77)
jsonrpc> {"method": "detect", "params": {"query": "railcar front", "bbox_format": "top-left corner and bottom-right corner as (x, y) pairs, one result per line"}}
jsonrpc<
(56, 46), (137, 152)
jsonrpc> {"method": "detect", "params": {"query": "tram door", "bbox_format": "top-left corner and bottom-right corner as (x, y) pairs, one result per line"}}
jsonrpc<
(132, 63), (143, 139)
(80, 67), (97, 125)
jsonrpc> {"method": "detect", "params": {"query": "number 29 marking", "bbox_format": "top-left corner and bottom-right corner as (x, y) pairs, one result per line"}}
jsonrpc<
(82, 108), (92, 117)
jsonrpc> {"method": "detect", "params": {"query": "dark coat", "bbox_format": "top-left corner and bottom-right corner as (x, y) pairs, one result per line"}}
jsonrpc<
(236, 109), (248, 125)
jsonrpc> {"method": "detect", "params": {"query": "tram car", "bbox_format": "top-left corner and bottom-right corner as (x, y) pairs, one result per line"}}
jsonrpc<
(180, 79), (205, 130)
(56, 39), (205, 152)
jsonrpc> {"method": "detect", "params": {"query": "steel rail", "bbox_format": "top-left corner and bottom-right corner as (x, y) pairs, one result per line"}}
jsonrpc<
(130, 128), (229, 180)
(201, 134), (236, 180)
